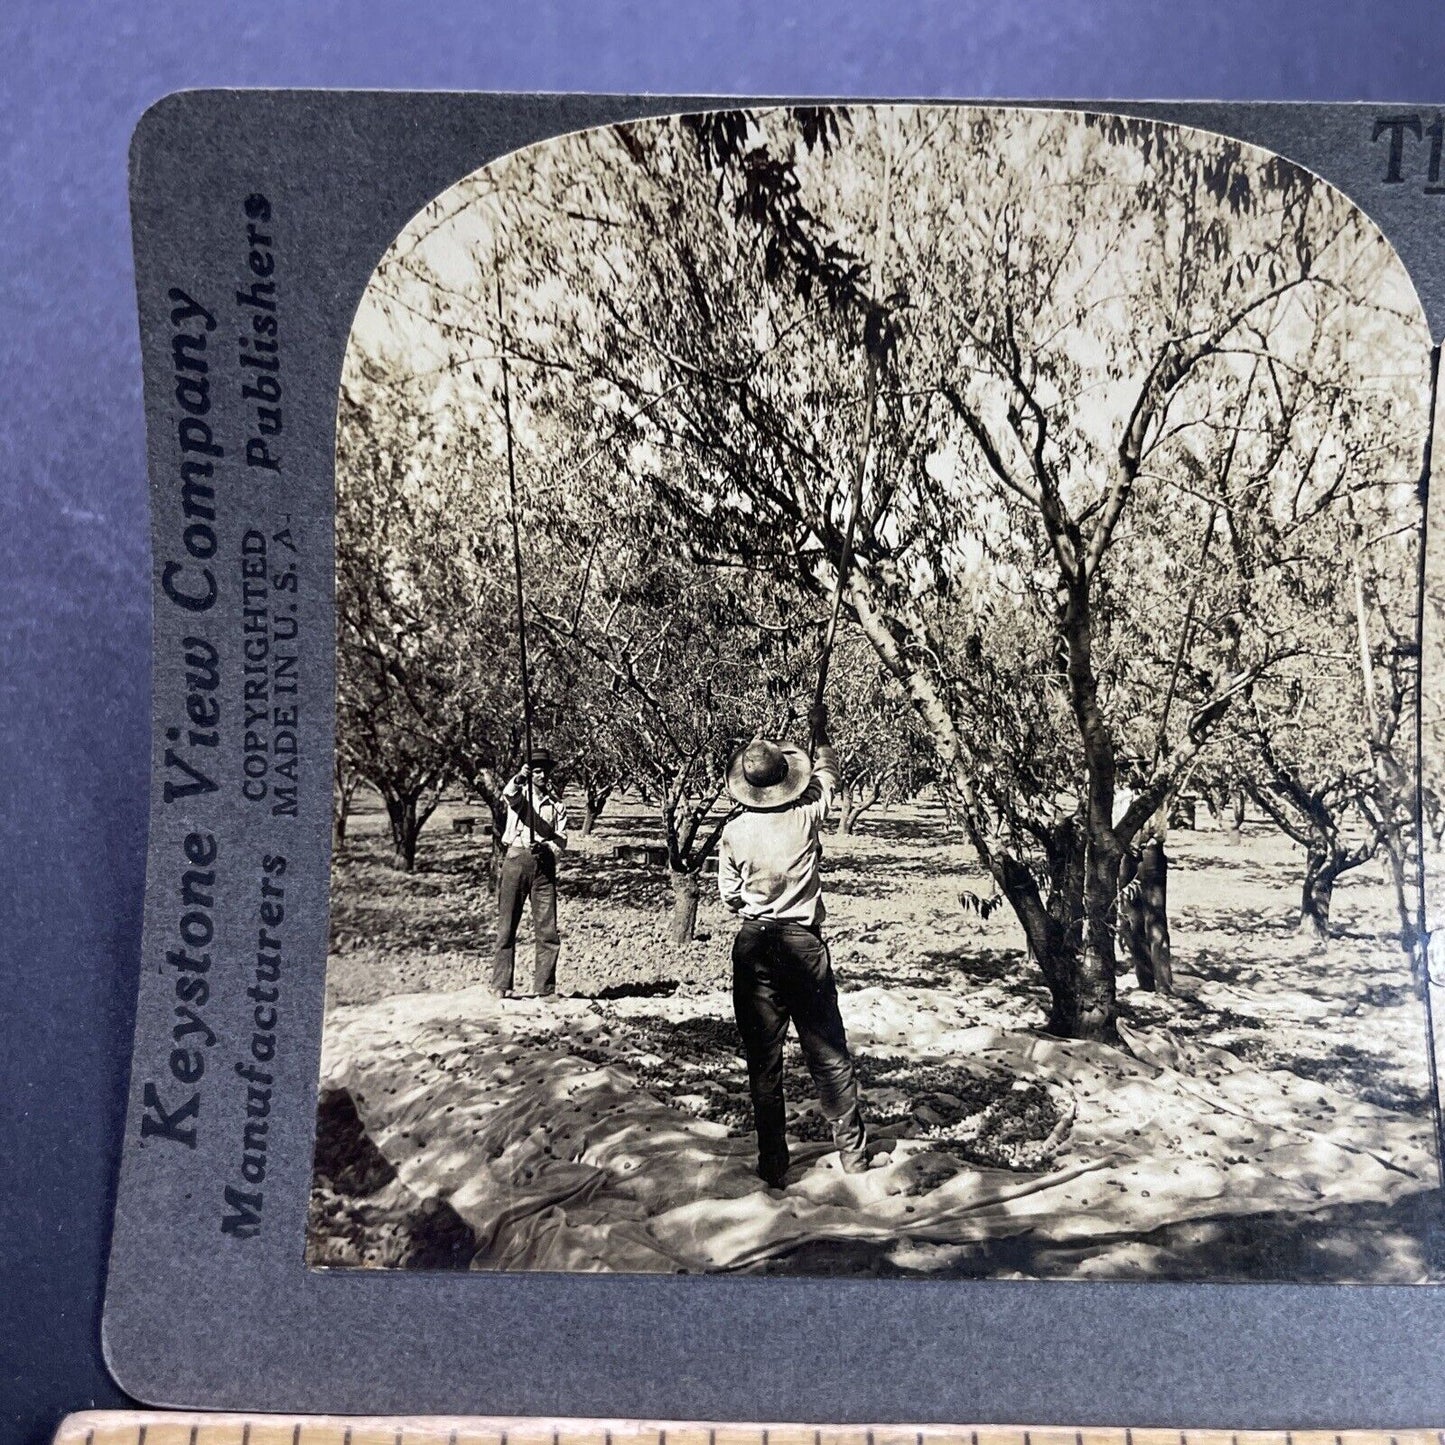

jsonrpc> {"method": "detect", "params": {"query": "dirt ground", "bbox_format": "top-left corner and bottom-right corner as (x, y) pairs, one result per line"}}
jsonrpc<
(311, 789), (1444, 1280)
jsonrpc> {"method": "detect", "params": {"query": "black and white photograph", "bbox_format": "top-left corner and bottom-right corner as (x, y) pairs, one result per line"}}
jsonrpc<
(307, 103), (1443, 1281)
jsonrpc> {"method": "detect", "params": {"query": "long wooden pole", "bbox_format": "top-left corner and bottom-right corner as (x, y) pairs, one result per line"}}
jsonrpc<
(810, 355), (879, 754)
(810, 147), (891, 757)
(495, 252), (536, 845)
(1412, 341), (1442, 1191)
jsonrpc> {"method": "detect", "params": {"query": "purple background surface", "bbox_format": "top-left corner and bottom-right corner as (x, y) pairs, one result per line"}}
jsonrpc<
(5, 3), (1445, 1442)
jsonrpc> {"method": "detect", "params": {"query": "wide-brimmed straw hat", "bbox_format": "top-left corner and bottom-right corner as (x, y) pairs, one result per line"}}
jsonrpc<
(523, 746), (555, 772)
(726, 737), (813, 809)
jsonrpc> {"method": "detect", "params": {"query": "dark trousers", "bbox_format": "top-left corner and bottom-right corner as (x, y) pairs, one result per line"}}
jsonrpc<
(731, 918), (867, 1178)
(491, 846), (560, 994)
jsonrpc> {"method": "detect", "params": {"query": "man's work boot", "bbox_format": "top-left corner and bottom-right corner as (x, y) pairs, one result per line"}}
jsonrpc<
(830, 1101), (871, 1174)
(758, 1149), (790, 1190)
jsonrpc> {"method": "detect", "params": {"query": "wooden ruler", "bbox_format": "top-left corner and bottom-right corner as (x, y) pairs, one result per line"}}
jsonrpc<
(48, 1419), (1445, 1445)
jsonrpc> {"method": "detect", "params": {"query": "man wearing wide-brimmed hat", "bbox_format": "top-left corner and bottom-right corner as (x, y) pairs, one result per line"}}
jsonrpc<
(718, 703), (869, 1189)
(491, 745), (569, 998)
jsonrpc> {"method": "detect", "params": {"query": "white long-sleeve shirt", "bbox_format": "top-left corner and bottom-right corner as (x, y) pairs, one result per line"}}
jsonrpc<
(717, 746), (838, 926)
(500, 777), (569, 853)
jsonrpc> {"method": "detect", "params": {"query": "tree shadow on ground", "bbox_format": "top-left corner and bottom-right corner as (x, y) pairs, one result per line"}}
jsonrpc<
(747, 1189), (1445, 1281)
(1169, 854), (1301, 886)
(307, 1088), (479, 1269)
(564, 854), (674, 908)
(508, 1011), (1062, 1170)
(1177, 902), (1301, 941)
(330, 840), (494, 957)
(1119, 967), (1431, 1115)
(837, 944), (1038, 994)
(590, 980), (680, 1000)
(924, 944), (1032, 984)
(823, 854), (983, 894)
(1286, 1044), (1433, 1113)
(1118, 991), (1268, 1043)
(1177, 929), (1408, 1011)
(849, 811), (954, 844)
(838, 960), (958, 989)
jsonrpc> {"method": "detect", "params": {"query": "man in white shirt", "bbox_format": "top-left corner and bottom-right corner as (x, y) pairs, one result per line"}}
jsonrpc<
(718, 704), (869, 1189)
(490, 746), (569, 997)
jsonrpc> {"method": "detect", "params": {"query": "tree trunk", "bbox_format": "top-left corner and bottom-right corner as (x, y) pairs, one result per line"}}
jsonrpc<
(1119, 840), (1173, 993)
(333, 788), (352, 852)
(1298, 846), (1342, 940)
(1075, 835), (1122, 1037)
(1118, 849), (1143, 975)
(332, 766), (358, 852)
(842, 571), (1128, 1037)
(997, 832), (1119, 1041)
(1203, 783), (1227, 833)
(1031, 931), (1118, 1039)
(1378, 835), (1424, 988)
(582, 784), (612, 836)
(384, 791), (425, 873)
(667, 868), (701, 943)
(835, 780), (876, 836)
(1205, 783), (1243, 837)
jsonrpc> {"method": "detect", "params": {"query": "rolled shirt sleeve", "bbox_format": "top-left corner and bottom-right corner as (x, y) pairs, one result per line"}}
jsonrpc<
(809, 743), (840, 822)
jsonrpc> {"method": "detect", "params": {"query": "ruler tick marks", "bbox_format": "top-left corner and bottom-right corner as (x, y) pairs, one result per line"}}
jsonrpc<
(55, 1418), (1445, 1445)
